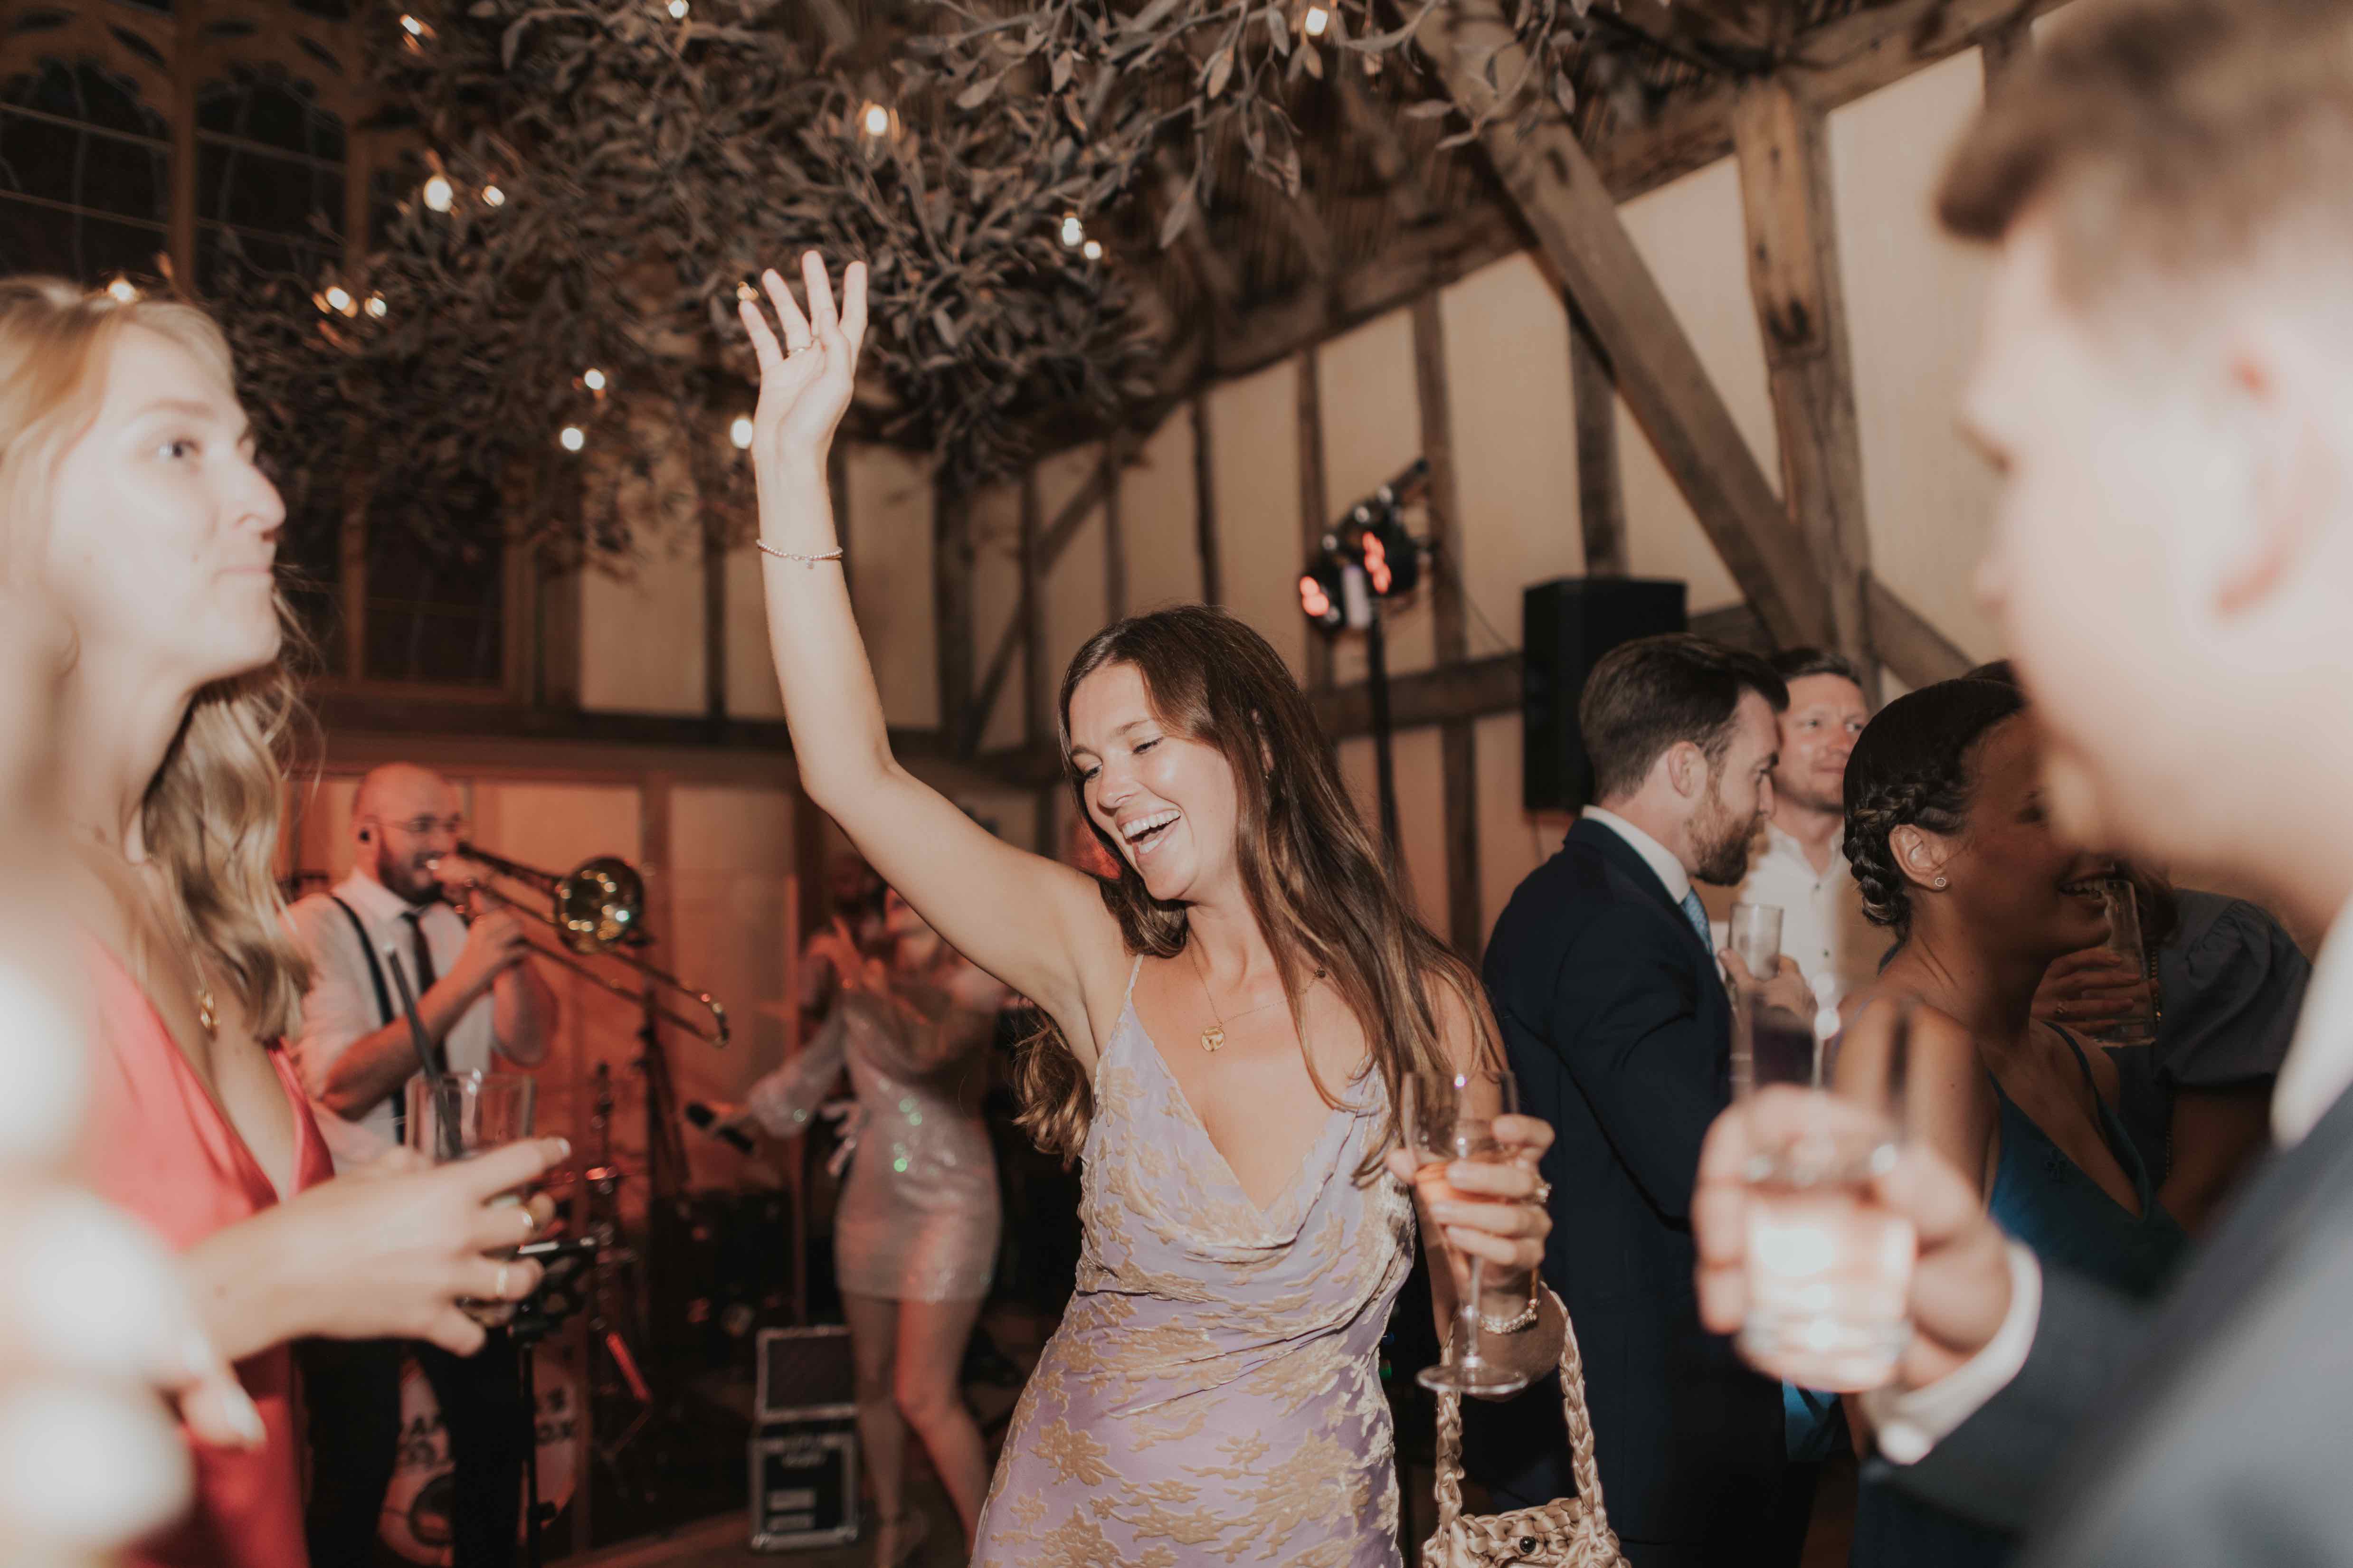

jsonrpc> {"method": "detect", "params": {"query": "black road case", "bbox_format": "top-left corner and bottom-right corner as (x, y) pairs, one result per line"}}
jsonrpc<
(749, 1325), (859, 1550)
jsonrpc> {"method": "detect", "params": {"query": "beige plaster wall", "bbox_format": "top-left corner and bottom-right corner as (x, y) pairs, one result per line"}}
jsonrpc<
(579, 536), (706, 716)
(1830, 49), (2004, 662)
(1205, 360), (1309, 682)
(1614, 157), (1778, 614)
(1124, 409), (1205, 612)
(1042, 444), (1110, 692)
(844, 444), (940, 730)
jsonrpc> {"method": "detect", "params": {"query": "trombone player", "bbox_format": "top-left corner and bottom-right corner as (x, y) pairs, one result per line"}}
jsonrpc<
(283, 761), (555, 1568)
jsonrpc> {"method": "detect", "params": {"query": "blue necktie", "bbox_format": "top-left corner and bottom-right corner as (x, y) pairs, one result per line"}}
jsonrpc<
(1679, 889), (1712, 953)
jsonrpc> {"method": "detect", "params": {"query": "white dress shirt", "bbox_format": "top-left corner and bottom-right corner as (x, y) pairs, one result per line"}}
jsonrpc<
(283, 871), (506, 1171)
(1736, 823), (1887, 1012)
(1867, 892), (2353, 1464)
(1583, 807), (1693, 906)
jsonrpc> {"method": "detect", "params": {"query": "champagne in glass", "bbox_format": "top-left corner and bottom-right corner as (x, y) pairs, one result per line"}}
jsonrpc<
(1401, 1066), (1530, 1397)
(1736, 993), (1916, 1392)
(407, 1070), (537, 1328)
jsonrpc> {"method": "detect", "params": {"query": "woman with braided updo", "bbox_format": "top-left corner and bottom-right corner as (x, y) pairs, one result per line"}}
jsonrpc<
(1837, 678), (2187, 1568)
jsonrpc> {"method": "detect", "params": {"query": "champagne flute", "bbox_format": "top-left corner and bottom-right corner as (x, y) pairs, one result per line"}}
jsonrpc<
(407, 1070), (537, 1328)
(1735, 992), (1916, 1391)
(1728, 902), (1785, 981)
(1401, 1064), (1531, 1397)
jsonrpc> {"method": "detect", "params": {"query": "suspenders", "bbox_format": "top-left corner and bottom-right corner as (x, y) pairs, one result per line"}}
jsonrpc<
(327, 894), (414, 1143)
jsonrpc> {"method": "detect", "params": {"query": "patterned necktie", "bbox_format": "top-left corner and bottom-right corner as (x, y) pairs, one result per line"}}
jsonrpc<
(1679, 889), (1713, 953)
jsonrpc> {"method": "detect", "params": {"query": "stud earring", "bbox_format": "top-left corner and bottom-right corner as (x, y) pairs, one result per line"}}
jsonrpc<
(1933, 876), (1948, 888)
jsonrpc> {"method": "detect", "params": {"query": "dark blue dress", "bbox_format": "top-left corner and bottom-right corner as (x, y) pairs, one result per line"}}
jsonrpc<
(1851, 1028), (2190, 1568)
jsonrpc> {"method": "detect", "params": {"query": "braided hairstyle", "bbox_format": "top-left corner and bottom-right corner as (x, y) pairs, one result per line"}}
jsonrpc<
(1842, 678), (2028, 943)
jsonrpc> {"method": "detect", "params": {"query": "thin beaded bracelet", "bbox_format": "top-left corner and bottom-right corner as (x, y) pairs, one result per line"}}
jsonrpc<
(756, 541), (845, 566)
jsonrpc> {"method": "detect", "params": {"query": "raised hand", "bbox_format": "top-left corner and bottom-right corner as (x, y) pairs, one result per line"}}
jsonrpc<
(737, 251), (869, 480)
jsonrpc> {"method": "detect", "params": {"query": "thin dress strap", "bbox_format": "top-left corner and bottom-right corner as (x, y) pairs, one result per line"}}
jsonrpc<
(1120, 954), (1145, 1013)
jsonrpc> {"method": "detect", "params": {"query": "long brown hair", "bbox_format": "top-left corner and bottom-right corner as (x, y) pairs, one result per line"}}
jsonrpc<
(1015, 604), (1498, 1177)
(0, 277), (311, 1037)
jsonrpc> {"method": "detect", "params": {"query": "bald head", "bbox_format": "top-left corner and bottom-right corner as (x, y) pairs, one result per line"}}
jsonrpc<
(353, 763), (462, 903)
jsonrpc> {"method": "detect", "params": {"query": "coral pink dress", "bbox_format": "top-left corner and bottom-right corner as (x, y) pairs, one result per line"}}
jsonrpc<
(78, 940), (331, 1568)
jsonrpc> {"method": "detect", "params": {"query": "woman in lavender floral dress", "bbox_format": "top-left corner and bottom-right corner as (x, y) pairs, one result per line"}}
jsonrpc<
(737, 252), (1567, 1567)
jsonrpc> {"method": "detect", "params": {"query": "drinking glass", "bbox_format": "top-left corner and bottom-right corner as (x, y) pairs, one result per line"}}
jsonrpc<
(1401, 1064), (1530, 1397)
(1735, 992), (1916, 1392)
(1728, 902), (1785, 980)
(407, 1070), (537, 1327)
(2093, 879), (2160, 1048)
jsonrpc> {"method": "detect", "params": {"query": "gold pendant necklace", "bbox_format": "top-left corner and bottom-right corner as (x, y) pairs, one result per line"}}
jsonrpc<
(1186, 945), (1293, 1053)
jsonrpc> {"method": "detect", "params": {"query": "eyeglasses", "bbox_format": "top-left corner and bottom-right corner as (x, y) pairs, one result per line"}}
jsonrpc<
(380, 815), (465, 838)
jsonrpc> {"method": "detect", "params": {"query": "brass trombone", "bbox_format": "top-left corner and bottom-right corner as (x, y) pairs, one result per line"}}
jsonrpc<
(435, 843), (731, 1046)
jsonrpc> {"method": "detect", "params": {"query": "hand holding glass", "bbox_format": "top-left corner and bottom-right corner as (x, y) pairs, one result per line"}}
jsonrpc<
(406, 1071), (536, 1328)
(1400, 1066), (1530, 1397)
(1734, 993), (1916, 1391)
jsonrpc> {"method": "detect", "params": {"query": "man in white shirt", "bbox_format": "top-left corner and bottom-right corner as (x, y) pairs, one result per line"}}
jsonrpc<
(1693, 3), (2353, 1562)
(284, 763), (555, 1568)
(1735, 649), (1882, 1012)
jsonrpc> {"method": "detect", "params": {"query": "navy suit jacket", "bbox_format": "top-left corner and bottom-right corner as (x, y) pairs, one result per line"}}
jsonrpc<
(1464, 816), (1787, 1549)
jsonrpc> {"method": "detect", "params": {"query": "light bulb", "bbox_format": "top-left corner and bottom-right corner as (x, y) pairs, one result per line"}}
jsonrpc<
(860, 102), (891, 139)
(730, 415), (755, 450)
(423, 174), (454, 212)
(1303, 4), (1330, 36)
(105, 277), (139, 302)
(323, 285), (353, 314)
(582, 367), (607, 391)
(666, 0), (687, 16)
(559, 425), (585, 453)
(481, 184), (505, 208)
(365, 293), (387, 318)
(1082, 238), (1103, 262)
(400, 12), (424, 33)
(1059, 214), (1084, 248)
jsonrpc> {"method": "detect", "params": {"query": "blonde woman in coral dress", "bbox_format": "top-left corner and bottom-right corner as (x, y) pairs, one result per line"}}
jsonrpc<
(735, 252), (1570, 1566)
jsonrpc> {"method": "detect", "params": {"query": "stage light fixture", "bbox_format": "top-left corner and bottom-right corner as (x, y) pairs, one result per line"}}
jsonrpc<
(559, 425), (586, 453)
(730, 415), (756, 450)
(423, 174), (455, 212)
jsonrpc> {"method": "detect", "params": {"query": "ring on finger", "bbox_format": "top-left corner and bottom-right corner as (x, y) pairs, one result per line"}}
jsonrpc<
(1530, 1178), (1553, 1206)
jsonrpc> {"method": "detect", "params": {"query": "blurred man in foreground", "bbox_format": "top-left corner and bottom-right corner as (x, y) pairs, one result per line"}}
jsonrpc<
(1695, 2), (2353, 1562)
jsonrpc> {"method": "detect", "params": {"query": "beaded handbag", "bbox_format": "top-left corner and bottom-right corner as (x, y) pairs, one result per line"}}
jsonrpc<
(1423, 1286), (1629, 1568)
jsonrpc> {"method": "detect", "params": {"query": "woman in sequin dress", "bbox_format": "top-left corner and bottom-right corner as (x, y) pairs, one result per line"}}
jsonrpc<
(737, 253), (1566, 1567)
(726, 889), (1006, 1561)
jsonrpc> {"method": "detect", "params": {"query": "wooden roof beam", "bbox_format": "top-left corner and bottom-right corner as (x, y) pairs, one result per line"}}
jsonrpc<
(1785, 0), (2071, 111)
(1428, 0), (1833, 648)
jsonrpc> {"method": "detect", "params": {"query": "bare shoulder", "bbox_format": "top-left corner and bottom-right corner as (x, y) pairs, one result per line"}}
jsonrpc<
(1423, 965), (1494, 1072)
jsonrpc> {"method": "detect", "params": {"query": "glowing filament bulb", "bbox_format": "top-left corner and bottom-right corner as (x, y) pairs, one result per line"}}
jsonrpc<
(481, 184), (506, 208)
(399, 12), (424, 33)
(582, 367), (607, 391)
(1059, 214), (1084, 248)
(365, 293), (387, 318)
(1082, 238), (1103, 261)
(860, 101), (891, 139)
(323, 285), (354, 314)
(666, 0), (687, 16)
(558, 425), (585, 453)
(422, 174), (454, 212)
(729, 415), (755, 450)
(1303, 4), (1330, 36)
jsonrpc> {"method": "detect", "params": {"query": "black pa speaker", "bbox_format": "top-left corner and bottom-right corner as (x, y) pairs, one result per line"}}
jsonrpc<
(1522, 577), (1689, 813)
